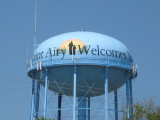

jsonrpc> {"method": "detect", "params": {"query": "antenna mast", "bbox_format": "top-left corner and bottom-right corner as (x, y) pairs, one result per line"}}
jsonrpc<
(26, 39), (29, 69)
(34, 0), (38, 50)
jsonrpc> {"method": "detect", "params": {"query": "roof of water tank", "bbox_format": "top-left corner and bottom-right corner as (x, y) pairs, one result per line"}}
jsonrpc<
(29, 31), (133, 70)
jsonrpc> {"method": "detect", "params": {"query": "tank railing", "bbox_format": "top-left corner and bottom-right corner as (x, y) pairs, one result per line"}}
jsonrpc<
(28, 57), (133, 70)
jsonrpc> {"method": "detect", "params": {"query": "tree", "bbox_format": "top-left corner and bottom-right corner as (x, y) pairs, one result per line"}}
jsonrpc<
(122, 98), (160, 120)
(36, 116), (45, 120)
(36, 116), (55, 120)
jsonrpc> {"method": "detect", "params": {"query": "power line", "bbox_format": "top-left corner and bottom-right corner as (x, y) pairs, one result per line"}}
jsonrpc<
(0, 78), (31, 85)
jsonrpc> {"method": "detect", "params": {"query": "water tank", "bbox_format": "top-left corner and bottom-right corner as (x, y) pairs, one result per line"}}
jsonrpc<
(28, 31), (133, 96)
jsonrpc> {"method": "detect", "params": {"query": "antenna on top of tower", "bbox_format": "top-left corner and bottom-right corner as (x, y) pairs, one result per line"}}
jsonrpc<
(26, 39), (29, 69)
(34, 0), (38, 50)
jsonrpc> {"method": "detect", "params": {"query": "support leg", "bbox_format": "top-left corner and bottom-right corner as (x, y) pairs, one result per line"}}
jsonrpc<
(126, 71), (130, 119)
(58, 94), (62, 120)
(105, 67), (108, 120)
(114, 90), (118, 120)
(30, 74), (35, 120)
(88, 97), (90, 120)
(35, 81), (40, 119)
(129, 79), (133, 119)
(44, 68), (49, 119)
(78, 97), (86, 120)
(73, 65), (77, 120)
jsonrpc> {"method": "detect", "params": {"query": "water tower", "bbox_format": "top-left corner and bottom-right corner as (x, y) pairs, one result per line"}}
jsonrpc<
(27, 31), (137, 120)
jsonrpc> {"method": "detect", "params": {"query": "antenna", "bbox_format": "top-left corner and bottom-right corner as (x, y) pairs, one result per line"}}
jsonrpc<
(34, 0), (38, 50)
(26, 39), (29, 69)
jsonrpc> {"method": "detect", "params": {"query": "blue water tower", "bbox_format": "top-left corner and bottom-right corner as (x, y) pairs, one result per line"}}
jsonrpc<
(28, 31), (137, 120)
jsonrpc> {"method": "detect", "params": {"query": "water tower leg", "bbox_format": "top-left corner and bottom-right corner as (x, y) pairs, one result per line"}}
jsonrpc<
(73, 65), (77, 120)
(35, 81), (40, 119)
(129, 79), (133, 119)
(78, 97), (86, 120)
(44, 68), (49, 119)
(58, 94), (62, 120)
(88, 97), (90, 120)
(114, 90), (118, 120)
(125, 71), (130, 119)
(30, 75), (35, 120)
(105, 67), (109, 120)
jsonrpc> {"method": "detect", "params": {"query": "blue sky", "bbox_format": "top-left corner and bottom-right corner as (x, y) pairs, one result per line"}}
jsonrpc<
(0, 0), (160, 120)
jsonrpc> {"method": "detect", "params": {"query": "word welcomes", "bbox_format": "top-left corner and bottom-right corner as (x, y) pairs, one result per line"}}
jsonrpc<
(33, 41), (127, 61)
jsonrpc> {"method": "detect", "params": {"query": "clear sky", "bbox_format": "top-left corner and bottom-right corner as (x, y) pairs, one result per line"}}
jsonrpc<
(0, 0), (160, 120)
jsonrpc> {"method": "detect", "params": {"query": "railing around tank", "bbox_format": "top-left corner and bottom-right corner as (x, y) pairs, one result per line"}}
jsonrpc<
(27, 57), (133, 72)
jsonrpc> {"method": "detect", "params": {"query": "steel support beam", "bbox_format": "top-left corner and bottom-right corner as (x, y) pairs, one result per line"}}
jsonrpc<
(44, 68), (49, 119)
(78, 97), (86, 120)
(126, 71), (129, 107)
(58, 94), (62, 120)
(35, 81), (40, 119)
(129, 79), (133, 119)
(126, 71), (134, 119)
(114, 90), (118, 120)
(30, 74), (35, 120)
(73, 65), (77, 120)
(88, 97), (90, 120)
(105, 67), (108, 120)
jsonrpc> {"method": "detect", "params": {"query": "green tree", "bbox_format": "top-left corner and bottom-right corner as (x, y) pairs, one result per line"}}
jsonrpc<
(36, 116), (55, 120)
(122, 98), (160, 120)
(36, 116), (45, 120)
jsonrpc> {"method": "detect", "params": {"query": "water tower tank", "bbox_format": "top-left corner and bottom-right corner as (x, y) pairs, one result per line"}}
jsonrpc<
(28, 31), (133, 97)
